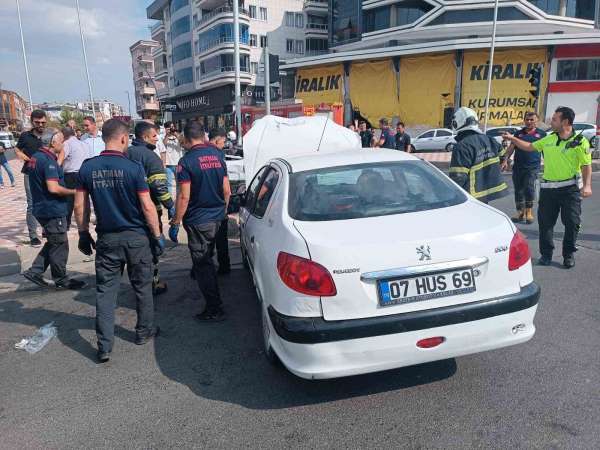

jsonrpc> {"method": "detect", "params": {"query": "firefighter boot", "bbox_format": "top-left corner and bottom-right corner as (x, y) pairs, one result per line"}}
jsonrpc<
(511, 209), (525, 223)
(525, 207), (535, 224)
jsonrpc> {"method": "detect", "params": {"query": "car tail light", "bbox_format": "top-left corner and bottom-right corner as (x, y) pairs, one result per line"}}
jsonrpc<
(508, 230), (531, 271)
(417, 337), (445, 348)
(277, 252), (337, 297)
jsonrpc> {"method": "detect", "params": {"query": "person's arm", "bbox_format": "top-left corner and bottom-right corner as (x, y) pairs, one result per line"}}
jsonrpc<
(47, 180), (75, 196)
(74, 190), (90, 231)
(139, 191), (161, 237)
(448, 144), (472, 192)
(15, 146), (30, 161)
(146, 153), (174, 210)
(503, 133), (536, 152)
(501, 143), (516, 170)
(171, 181), (190, 225)
(223, 176), (231, 209)
(581, 164), (592, 198)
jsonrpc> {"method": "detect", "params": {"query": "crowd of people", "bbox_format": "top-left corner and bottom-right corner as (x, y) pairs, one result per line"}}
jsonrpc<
(14, 110), (233, 362)
(349, 118), (412, 152)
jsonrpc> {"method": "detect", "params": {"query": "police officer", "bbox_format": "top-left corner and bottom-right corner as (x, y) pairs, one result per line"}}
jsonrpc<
(449, 107), (508, 203)
(74, 119), (165, 363)
(503, 106), (593, 269)
(501, 112), (546, 224)
(22, 129), (85, 290)
(128, 121), (175, 295)
(168, 122), (231, 322)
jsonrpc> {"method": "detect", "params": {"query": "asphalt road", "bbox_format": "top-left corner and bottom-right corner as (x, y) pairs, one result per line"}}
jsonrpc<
(0, 174), (598, 449)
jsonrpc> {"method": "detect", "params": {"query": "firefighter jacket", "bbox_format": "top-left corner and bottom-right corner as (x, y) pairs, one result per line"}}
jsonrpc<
(449, 130), (508, 203)
(127, 139), (174, 211)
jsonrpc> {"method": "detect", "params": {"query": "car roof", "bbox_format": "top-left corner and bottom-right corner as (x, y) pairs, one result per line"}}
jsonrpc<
(276, 148), (419, 173)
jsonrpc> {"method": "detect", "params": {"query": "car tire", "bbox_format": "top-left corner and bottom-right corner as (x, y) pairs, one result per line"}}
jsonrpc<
(261, 303), (280, 366)
(445, 143), (454, 152)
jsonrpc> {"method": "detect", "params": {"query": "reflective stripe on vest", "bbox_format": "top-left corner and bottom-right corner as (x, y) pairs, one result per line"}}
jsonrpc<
(469, 156), (507, 199)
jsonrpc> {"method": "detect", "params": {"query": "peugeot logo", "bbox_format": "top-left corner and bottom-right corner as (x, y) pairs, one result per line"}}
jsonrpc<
(416, 245), (431, 261)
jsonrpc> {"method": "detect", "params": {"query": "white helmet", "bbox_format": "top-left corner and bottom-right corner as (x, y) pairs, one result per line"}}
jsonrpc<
(452, 107), (480, 133)
(227, 131), (237, 141)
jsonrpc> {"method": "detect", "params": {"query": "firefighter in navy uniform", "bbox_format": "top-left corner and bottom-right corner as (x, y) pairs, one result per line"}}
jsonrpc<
(74, 119), (165, 363)
(449, 107), (508, 203)
(127, 121), (175, 295)
(503, 106), (593, 269)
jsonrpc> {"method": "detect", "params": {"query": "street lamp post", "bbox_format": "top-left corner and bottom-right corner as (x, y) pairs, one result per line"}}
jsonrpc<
(75, 0), (96, 120)
(233, 0), (242, 146)
(16, 0), (33, 110)
(483, 0), (500, 132)
(125, 90), (132, 117)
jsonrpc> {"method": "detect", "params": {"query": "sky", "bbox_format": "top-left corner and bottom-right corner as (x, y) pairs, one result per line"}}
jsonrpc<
(0, 0), (153, 116)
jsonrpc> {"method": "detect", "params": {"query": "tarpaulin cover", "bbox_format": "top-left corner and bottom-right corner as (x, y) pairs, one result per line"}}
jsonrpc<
(349, 60), (400, 126)
(295, 64), (345, 107)
(243, 115), (361, 181)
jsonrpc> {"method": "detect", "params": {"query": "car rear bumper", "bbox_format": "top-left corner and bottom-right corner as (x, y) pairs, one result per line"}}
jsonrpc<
(268, 283), (539, 379)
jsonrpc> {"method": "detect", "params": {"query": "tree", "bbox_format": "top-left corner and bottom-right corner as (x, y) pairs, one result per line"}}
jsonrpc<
(59, 109), (84, 129)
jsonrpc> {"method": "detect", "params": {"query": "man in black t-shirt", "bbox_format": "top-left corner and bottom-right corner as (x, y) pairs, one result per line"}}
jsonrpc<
(359, 121), (373, 148)
(394, 122), (412, 152)
(16, 109), (48, 246)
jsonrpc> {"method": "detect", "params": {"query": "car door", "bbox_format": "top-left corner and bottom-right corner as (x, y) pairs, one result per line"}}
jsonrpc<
(240, 166), (268, 266)
(243, 166), (281, 270)
(414, 130), (435, 151)
(434, 129), (454, 151)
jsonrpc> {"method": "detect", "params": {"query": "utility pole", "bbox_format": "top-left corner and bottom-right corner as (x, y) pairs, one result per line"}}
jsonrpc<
(16, 0), (33, 110)
(125, 90), (132, 117)
(483, 0), (499, 132)
(264, 44), (271, 115)
(76, 0), (96, 120)
(233, 0), (242, 146)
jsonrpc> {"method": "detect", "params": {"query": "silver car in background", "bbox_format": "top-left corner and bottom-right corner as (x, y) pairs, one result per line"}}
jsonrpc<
(411, 128), (456, 152)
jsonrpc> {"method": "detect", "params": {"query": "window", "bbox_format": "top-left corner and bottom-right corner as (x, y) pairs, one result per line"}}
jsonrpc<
(254, 169), (280, 217)
(174, 67), (194, 86)
(286, 39), (294, 53)
(285, 12), (295, 27)
(251, 62), (259, 74)
(250, 34), (258, 47)
(245, 167), (268, 212)
(259, 7), (268, 21)
(193, 14), (198, 28)
(171, 42), (192, 64)
(295, 40), (304, 54)
(331, 0), (361, 45)
(260, 35), (268, 48)
(557, 58), (600, 81)
(436, 130), (453, 137)
(396, 1), (434, 26)
(295, 13), (304, 28)
(419, 131), (435, 139)
(428, 7), (531, 25)
(527, 0), (595, 20)
(363, 6), (390, 33)
(249, 5), (257, 19)
(170, 0), (188, 15)
(198, 23), (249, 52)
(171, 16), (190, 39)
(288, 161), (467, 222)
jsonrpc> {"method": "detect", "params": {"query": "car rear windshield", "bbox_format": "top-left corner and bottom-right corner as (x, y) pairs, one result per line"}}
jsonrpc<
(288, 161), (467, 221)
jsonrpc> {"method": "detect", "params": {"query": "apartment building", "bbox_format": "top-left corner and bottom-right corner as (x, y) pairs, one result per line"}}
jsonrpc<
(147, 0), (305, 129)
(130, 40), (163, 120)
(0, 89), (29, 131)
(283, 0), (600, 128)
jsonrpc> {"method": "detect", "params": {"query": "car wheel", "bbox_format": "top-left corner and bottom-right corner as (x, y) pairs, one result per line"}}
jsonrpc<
(261, 303), (280, 366)
(445, 143), (454, 152)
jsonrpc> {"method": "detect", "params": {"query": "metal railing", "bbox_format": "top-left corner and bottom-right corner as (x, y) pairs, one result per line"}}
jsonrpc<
(304, 0), (328, 7)
(305, 49), (328, 56)
(197, 6), (249, 27)
(306, 23), (328, 30)
(151, 21), (164, 35)
(198, 66), (250, 80)
(198, 36), (250, 53)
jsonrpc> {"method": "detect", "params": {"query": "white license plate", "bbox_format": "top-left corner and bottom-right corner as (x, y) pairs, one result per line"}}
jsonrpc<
(377, 269), (476, 307)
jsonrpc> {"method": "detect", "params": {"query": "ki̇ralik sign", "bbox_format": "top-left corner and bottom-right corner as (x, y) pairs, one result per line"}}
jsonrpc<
(461, 49), (548, 125)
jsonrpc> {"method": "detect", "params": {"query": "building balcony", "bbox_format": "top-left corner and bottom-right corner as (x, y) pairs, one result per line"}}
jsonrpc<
(304, 49), (329, 57)
(303, 0), (328, 16)
(141, 101), (160, 111)
(198, 66), (251, 81)
(151, 21), (165, 40)
(152, 45), (165, 58)
(306, 23), (328, 37)
(156, 84), (170, 99)
(197, 37), (250, 57)
(155, 67), (169, 80)
(137, 53), (154, 63)
(141, 86), (156, 95)
(196, 6), (250, 30)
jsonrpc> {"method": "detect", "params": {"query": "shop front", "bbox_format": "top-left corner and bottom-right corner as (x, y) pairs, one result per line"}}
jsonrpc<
(170, 85), (235, 130)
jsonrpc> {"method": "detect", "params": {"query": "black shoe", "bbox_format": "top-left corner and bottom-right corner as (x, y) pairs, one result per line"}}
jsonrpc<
(152, 281), (168, 296)
(55, 279), (86, 290)
(563, 256), (575, 269)
(218, 266), (231, 275)
(195, 309), (226, 323)
(97, 351), (110, 363)
(135, 326), (160, 345)
(30, 237), (42, 247)
(22, 271), (49, 287)
(538, 255), (552, 266)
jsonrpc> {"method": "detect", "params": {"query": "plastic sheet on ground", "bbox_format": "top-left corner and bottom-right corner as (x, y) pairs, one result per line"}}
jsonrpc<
(243, 115), (361, 181)
(14, 322), (57, 354)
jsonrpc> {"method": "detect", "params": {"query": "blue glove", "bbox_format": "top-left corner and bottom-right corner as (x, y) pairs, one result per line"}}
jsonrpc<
(168, 206), (176, 220)
(169, 224), (180, 243)
(152, 234), (166, 258)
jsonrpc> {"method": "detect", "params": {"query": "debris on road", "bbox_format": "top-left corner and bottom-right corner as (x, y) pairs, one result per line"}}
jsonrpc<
(14, 322), (57, 354)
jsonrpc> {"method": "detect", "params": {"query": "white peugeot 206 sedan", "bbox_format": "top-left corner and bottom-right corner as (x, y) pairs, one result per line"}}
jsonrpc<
(239, 121), (539, 380)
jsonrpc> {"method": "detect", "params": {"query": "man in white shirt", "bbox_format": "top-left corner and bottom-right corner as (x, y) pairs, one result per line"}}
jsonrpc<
(163, 121), (184, 198)
(62, 126), (93, 228)
(81, 116), (105, 156)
